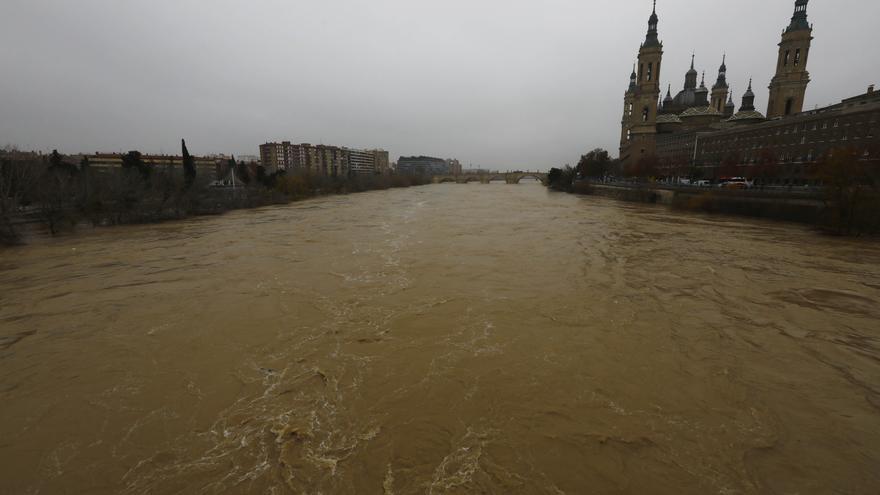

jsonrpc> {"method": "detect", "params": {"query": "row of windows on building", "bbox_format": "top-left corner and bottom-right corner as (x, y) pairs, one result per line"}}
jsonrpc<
(700, 147), (874, 166)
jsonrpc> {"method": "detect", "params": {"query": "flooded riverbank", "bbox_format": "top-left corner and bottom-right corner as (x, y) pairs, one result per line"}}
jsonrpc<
(1, 184), (879, 494)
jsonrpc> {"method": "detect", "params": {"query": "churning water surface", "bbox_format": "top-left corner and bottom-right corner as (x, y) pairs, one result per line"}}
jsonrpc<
(1, 184), (879, 494)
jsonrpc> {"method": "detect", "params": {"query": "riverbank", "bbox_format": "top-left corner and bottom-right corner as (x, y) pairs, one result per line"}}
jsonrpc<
(1, 173), (430, 246)
(555, 182), (879, 236)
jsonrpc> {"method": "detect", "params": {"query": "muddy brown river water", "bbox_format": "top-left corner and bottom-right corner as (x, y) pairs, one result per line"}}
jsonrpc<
(1, 183), (879, 494)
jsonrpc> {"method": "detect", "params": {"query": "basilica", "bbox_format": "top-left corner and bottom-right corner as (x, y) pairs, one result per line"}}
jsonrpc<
(618, 0), (879, 184)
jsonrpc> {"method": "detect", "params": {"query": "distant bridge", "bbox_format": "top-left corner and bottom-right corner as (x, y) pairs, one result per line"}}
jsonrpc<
(432, 172), (548, 186)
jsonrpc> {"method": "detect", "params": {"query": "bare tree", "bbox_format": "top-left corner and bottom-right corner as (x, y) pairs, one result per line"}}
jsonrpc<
(0, 157), (39, 244)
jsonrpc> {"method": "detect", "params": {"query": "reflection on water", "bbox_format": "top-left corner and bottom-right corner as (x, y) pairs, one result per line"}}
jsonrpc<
(1, 185), (879, 494)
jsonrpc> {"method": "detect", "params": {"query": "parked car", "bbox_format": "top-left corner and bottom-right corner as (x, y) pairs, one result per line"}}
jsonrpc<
(722, 181), (750, 189)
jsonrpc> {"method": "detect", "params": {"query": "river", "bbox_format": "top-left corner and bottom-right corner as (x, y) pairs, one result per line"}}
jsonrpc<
(1, 183), (879, 494)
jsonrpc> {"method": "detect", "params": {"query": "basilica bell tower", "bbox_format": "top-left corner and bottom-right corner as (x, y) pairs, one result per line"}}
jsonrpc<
(620, 1), (663, 167)
(767, 0), (813, 118)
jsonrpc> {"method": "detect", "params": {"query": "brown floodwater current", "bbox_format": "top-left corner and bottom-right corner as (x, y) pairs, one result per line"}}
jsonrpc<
(1, 183), (879, 494)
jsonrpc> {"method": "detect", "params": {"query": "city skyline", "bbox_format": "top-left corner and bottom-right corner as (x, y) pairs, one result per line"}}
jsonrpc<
(1, 0), (878, 169)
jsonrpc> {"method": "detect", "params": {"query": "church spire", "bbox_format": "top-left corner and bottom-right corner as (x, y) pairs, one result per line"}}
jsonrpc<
(713, 54), (729, 90)
(684, 53), (698, 90)
(787, 0), (810, 33)
(741, 78), (756, 111)
(644, 0), (660, 47)
(628, 63), (637, 92)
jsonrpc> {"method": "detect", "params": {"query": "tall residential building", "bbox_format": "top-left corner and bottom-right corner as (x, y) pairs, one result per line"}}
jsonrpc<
(259, 141), (294, 171)
(260, 142), (389, 176)
(373, 150), (390, 175)
(349, 149), (389, 175)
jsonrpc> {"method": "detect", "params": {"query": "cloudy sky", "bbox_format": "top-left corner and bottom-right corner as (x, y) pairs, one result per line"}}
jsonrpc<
(1, 0), (877, 169)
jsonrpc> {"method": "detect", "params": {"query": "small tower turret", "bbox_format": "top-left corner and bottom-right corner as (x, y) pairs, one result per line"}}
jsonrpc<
(729, 78), (766, 123)
(662, 84), (673, 111)
(620, 64), (639, 152)
(711, 54), (730, 113)
(741, 79), (756, 111)
(724, 89), (736, 118)
(684, 53), (698, 90)
(695, 71), (709, 106)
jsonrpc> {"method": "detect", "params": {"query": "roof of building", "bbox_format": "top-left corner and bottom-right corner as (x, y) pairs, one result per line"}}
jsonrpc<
(786, 0), (811, 33)
(680, 106), (722, 118)
(656, 113), (683, 124)
(727, 110), (767, 122)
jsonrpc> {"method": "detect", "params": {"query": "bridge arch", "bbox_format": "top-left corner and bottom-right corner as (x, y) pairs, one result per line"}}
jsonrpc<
(512, 174), (548, 185)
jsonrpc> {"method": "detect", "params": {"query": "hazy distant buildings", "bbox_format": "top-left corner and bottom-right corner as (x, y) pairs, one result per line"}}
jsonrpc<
(87, 153), (218, 171)
(236, 154), (260, 164)
(259, 142), (389, 176)
(397, 156), (455, 175)
(446, 159), (463, 175)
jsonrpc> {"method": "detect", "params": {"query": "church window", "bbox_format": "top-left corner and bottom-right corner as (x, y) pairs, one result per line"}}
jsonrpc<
(647, 63), (653, 81)
(785, 98), (794, 116)
(639, 64), (644, 82)
(628, 103), (633, 116)
(784, 50), (790, 67)
(794, 49), (801, 66)
(642, 107), (649, 122)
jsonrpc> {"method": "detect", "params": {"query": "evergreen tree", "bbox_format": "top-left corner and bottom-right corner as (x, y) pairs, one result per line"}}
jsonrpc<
(182, 139), (196, 189)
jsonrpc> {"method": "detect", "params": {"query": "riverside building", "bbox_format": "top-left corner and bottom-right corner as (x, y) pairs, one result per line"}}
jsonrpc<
(396, 156), (454, 175)
(619, 0), (880, 184)
(259, 142), (390, 176)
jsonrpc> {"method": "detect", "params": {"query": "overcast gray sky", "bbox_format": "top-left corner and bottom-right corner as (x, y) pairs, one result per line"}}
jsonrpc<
(1, 0), (877, 170)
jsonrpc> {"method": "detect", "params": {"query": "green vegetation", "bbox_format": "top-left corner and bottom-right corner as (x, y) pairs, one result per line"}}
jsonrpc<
(576, 148), (615, 179)
(546, 166), (575, 191)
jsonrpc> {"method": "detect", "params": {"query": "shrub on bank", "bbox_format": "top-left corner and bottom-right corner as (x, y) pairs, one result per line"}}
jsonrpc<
(0, 147), (432, 246)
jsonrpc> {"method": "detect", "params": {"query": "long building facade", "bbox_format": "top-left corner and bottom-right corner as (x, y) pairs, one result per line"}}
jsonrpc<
(396, 156), (451, 176)
(259, 142), (390, 176)
(619, 0), (880, 184)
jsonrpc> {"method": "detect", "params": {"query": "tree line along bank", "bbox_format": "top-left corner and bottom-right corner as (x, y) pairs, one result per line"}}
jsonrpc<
(0, 141), (429, 246)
